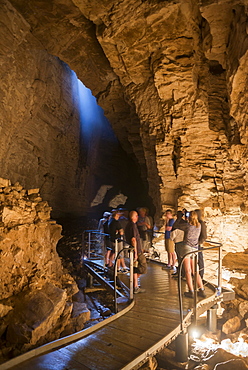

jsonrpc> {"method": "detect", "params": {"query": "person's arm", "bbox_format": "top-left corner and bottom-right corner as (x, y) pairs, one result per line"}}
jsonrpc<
(166, 218), (174, 231)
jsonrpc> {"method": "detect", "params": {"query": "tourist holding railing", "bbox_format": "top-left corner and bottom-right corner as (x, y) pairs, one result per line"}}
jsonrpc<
(179, 211), (206, 299)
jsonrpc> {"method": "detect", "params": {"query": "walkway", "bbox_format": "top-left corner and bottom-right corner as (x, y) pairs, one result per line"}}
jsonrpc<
(3, 262), (217, 370)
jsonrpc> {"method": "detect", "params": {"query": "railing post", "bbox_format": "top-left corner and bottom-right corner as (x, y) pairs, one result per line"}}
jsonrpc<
(193, 253), (198, 326)
(114, 256), (118, 314)
(81, 231), (85, 263)
(178, 260), (184, 332)
(217, 244), (222, 295)
(88, 232), (91, 259)
(129, 247), (134, 301)
(114, 239), (119, 314)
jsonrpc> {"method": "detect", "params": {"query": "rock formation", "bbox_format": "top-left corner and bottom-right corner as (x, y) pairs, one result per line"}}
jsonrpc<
(0, 0), (246, 242)
(0, 179), (90, 362)
(0, 0), (247, 341)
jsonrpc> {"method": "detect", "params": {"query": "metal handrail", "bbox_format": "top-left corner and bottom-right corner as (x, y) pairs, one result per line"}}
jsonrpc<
(178, 240), (222, 332)
(113, 241), (134, 313)
(82, 230), (134, 311)
(82, 229), (109, 260)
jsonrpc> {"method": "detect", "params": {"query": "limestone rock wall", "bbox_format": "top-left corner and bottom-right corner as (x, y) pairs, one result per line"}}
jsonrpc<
(0, 0), (89, 217)
(0, 178), (63, 300)
(1, 0), (248, 249)
(74, 0), (248, 251)
(0, 179), (90, 361)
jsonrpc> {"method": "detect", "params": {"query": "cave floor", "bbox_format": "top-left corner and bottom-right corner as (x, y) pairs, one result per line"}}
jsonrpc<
(9, 262), (217, 370)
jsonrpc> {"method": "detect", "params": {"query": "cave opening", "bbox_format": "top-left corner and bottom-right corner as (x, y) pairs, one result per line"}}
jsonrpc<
(71, 73), (155, 222)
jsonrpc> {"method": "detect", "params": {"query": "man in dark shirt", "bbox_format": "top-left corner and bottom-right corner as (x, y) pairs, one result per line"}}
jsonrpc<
(106, 209), (123, 267)
(171, 210), (189, 277)
(125, 211), (146, 294)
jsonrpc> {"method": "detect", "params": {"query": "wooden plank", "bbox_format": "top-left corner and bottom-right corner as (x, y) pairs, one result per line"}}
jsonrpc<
(95, 325), (159, 352)
(125, 310), (179, 328)
(11, 349), (90, 370)
(109, 315), (167, 339)
(4, 260), (219, 370)
(61, 342), (124, 370)
(80, 333), (139, 364)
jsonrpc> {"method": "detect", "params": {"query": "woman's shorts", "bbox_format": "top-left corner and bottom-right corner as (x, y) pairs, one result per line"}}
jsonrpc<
(165, 238), (175, 253)
(179, 244), (196, 259)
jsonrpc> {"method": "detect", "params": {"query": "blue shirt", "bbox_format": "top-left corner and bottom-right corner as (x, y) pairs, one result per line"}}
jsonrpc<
(165, 218), (175, 239)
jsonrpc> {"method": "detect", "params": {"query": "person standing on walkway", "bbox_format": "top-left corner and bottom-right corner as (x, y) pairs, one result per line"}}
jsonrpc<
(195, 209), (207, 279)
(107, 209), (123, 268)
(170, 210), (189, 277)
(125, 211), (146, 294)
(162, 209), (176, 272)
(180, 211), (206, 298)
(137, 207), (152, 253)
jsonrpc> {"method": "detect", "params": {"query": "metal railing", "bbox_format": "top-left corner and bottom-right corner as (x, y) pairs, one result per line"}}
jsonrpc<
(82, 229), (109, 261)
(113, 241), (134, 313)
(82, 230), (134, 313)
(178, 240), (222, 332)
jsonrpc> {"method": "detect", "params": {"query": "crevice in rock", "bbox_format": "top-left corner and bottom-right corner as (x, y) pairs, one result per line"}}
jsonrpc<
(172, 137), (181, 179)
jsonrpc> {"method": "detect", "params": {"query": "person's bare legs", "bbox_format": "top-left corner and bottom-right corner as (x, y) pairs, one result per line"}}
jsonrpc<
(105, 250), (111, 265)
(171, 251), (177, 267)
(184, 257), (193, 291)
(134, 273), (138, 288)
(190, 258), (204, 290)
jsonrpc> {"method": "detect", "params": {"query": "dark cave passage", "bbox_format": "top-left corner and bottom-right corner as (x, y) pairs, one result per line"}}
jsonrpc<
(75, 77), (155, 219)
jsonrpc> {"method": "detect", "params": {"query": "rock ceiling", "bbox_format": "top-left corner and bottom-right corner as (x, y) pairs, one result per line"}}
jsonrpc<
(1, 0), (248, 231)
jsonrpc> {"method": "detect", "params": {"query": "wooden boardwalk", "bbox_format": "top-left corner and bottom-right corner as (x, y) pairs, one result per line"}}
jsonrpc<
(3, 262), (216, 370)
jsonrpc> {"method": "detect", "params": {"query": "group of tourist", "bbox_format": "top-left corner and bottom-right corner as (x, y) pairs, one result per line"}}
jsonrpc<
(97, 207), (152, 294)
(97, 206), (207, 298)
(163, 208), (207, 298)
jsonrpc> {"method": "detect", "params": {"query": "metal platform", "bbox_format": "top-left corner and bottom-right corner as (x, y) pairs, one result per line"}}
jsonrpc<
(1, 260), (229, 370)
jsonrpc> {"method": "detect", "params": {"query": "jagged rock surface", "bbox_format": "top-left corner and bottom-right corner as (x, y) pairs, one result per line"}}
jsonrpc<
(0, 179), (90, 362)
(0, 0), (247, 311)
(1, 0), (246, 247)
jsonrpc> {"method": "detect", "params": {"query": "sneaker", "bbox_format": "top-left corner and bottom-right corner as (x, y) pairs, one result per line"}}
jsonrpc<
(171, 266), (177, 272)
(197, 289), (206, 298)
(184, 291), (194, 298)
(162, 264), (171, 270)
(121, 268), (129, 273)
(134, 287), (146, 294)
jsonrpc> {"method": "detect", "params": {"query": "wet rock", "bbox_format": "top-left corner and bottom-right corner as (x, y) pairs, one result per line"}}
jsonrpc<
(222, 316), (241, 335)
(61, 302), (90, 335)
(0, 181), (63, 300)
(27, 189), (40, 196)
(0, 304), (13, 318)
(204, 348), (248, 369)
(6, 283), (67, 347)
(71, 302), (90, 330)
(156, 347), (187, 369)
(0, 178), (11, 188)
(214, 358), (248, 370)
(225, 327), (248, 342)
(239, 301), (248, 319)
(221, 299), (240, 321)
(72, 290), (86, 303)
